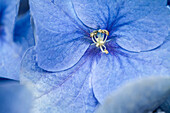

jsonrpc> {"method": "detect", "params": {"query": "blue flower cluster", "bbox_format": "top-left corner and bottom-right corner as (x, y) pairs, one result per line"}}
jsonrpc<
(0, 0), (34, 80)
(0, 0), (170, 113)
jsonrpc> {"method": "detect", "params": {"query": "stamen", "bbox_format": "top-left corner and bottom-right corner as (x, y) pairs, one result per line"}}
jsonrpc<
(90, 29), (109, 54)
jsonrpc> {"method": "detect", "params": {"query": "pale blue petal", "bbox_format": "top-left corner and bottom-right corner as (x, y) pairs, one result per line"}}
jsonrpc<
(29, 0), (90, 71)
(20, 47), (98, 113)
(71, 0), (117, 29)
(71, 0), (166, 29)
(115, 6), (170, 52)
(96, 76), (170, 113)
(92, 40), (170, 103)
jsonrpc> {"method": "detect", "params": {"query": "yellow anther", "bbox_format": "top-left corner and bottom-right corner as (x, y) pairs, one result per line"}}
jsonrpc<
(98, 29), (102, 33)
(90, 29), (109, 54)
(104, 49), (109, 54)
(90, 33), (94, 37)
(103, 30), (109, 36)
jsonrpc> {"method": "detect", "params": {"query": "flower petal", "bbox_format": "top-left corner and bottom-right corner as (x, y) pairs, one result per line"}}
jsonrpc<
(0, 0), (20, 80)
(92, 40), (170, 103)
(115, 6), (170, 52)
(71, 0), (117, 29)
(30, 0), (90, 71)
(96, 76), (170, 113)
(71, 0), (166, 29)
(20, 47), (98, 113)
(0, 42), (20, 80)
(0, 0), (19, 41)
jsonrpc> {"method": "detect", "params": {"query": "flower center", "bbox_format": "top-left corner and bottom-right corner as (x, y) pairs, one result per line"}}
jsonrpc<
(90, 29), (109, 54)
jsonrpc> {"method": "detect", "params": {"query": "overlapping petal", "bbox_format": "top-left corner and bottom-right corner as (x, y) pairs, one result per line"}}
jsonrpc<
(72, 0), (169, 52)
(71, 0), (167, 29)
(115, 6), (170, 52)
(92, 40), (170, 103)
(30, 0), (91, 71)
(20, 47), (98, 113)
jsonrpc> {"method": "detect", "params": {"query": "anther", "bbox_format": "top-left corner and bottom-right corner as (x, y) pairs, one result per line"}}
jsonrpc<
(90, 29), (109, 54)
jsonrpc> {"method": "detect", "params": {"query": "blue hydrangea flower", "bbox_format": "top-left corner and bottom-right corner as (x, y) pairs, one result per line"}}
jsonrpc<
(0, 0), (21, 80)
(21, 0), (170, 112)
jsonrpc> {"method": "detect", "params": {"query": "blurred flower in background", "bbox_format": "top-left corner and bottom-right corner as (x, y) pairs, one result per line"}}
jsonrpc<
(0, 0), (20, 80)
(0, 0), (34, 80)
(0, 77), (32, 113)
(0, 0), (34, 113)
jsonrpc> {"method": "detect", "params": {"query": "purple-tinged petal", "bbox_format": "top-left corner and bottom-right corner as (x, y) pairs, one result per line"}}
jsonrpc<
(92, 40), (170, 103)
(20, 47), (98, 113)
(29, 0), (90, 71)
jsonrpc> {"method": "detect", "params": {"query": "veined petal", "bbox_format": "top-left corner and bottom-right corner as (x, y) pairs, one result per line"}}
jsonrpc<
(71, 0), (117, 29)
(20, 47), (98, 113)
(71, 0), (166, 30)
(29, 0), (90, 71)
(115, 6), (170, 52)
(92, 40), (170, 103)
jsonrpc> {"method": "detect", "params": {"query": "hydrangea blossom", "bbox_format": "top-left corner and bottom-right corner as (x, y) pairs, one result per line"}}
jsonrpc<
(0, 0), (20, 80)
(0, 0), (35, 80)
(21, 0), (170, 112)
